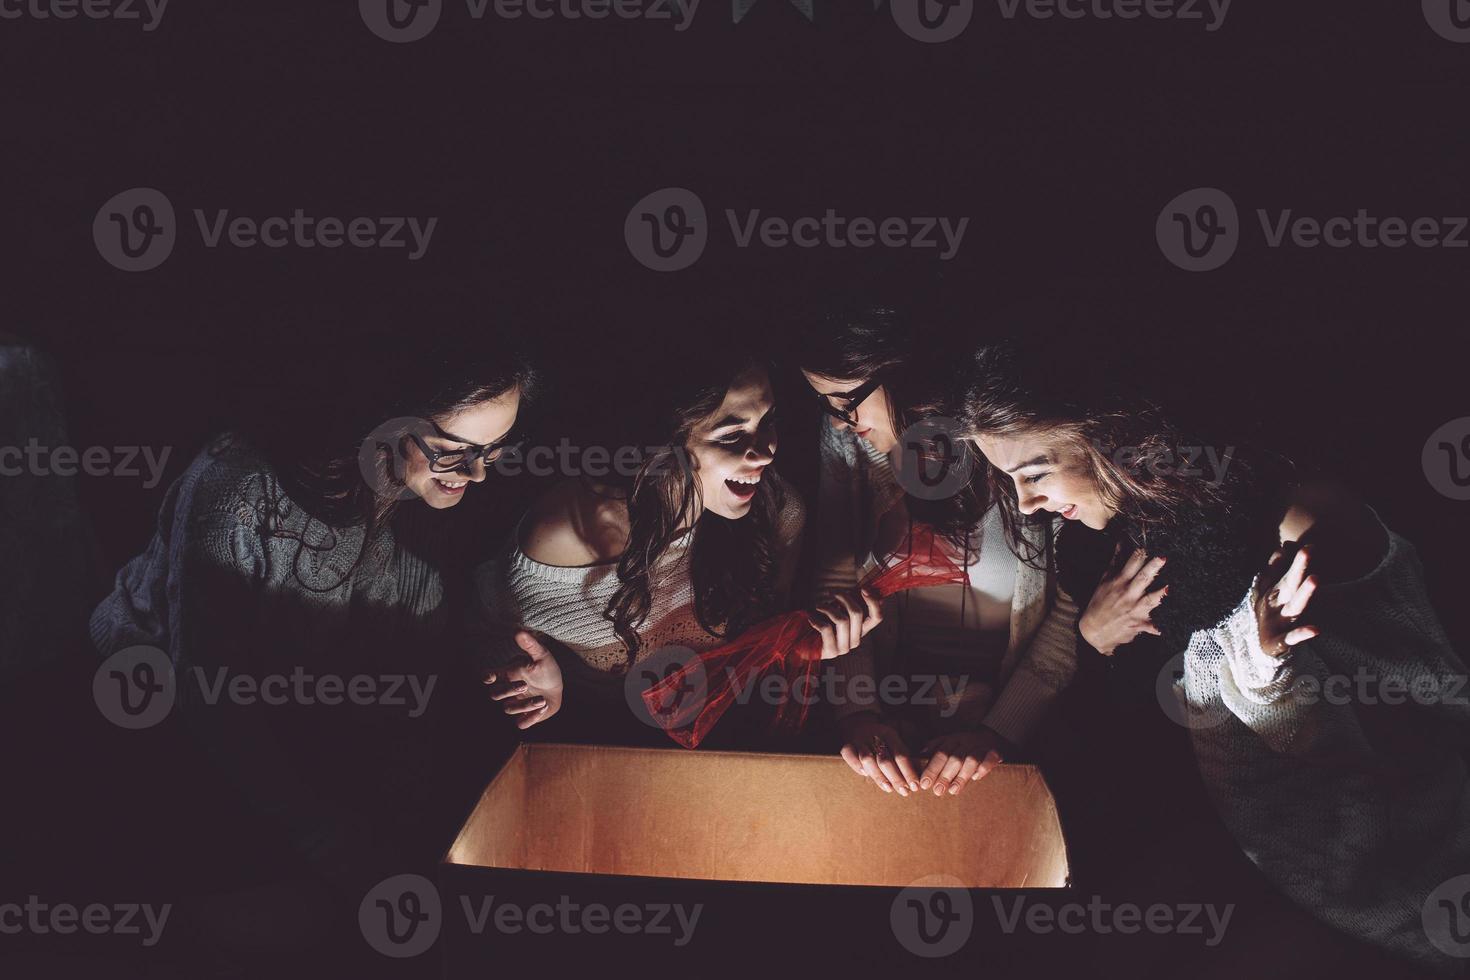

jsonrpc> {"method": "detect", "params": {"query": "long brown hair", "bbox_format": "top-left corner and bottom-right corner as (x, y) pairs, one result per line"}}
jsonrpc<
(957, 339), (1294, 638)
(602, 356), (787, 661)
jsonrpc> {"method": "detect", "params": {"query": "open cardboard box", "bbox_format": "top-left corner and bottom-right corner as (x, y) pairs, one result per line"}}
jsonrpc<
(437, 743), (1070, 972)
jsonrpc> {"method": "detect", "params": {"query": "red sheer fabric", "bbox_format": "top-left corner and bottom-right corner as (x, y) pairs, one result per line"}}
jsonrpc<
(642, 524), (968, 748)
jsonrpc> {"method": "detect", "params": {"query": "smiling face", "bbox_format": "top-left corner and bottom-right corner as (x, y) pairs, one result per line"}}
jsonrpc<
(403, 386), (522, 509)
(800, 370), (899, 453)
(973, 429), (1115, 530)
(686, 365), (778, 521)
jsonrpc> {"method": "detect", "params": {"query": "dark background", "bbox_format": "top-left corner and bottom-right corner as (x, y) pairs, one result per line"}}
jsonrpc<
(6, 0), (1465, 636)
(2, 0), (1467, 975)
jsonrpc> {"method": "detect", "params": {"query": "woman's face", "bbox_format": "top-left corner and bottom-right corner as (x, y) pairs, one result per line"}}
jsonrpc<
(687, 366), (778, 521)
(800, 370), (898, 453)
(973, 429), (1115, 530)
(404, 387), (522, 509)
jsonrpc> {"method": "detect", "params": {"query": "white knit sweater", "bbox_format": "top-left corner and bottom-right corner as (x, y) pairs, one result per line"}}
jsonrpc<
(812, 421), (1079, 744)
(1180, 517), (1470, 974)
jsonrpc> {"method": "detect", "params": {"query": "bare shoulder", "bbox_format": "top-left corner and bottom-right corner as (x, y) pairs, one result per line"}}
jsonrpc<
(518, 479), (629, 567)
(1279, 478), (1388, 584)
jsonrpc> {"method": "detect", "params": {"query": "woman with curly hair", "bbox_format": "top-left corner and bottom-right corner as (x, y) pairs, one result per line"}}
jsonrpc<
(475, 339), (866, 744)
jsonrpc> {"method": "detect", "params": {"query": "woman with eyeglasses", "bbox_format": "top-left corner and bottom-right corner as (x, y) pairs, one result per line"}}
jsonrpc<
(959, 337), (1470, 975)
(795, 305), (1079, 798)
(473, 338), (862, 744)
(88, 302), (536, 960)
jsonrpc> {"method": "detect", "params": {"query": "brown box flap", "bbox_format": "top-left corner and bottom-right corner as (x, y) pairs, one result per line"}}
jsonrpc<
(445, 743), (1069, 888)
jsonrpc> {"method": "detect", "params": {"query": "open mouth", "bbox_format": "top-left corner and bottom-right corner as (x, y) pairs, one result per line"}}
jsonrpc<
(1059, 504), (1078, 520)
(725, 474), (760, 501)
(433, 477), (469, 497)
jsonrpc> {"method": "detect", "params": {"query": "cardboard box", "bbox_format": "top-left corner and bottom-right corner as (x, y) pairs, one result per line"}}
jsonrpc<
(436, 743), (1071, 973)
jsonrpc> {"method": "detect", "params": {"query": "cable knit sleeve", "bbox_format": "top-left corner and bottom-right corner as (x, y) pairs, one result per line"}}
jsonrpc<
(1195, 526), (1470, 757)
(982, 585), (1080, 746)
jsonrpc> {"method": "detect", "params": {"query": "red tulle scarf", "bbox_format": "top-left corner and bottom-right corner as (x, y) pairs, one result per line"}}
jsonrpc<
(641, 524), (968, 748)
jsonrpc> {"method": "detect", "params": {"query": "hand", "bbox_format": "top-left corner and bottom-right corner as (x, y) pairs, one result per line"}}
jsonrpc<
(806, 586), (883, 660)
(483, 631), (563, 730)
(1255, 546), (1320, 657)
(838, 713), (920, 796)
(1078, 547), (1167, 655)
(918, 727), (1005, 797)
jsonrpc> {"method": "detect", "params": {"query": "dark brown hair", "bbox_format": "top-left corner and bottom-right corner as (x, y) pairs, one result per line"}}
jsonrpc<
(792, 303), (987, 550)
(602, 356), (787, 661)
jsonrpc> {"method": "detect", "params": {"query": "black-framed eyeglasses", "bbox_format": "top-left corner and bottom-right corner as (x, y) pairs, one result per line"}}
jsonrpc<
(816, 376), (883, 426)
(408, 429), (525, 473)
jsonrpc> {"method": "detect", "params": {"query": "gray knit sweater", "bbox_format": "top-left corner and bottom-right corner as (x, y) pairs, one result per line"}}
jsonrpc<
(1181, 517), (1470, 974)
(88, 438), (450, 876)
